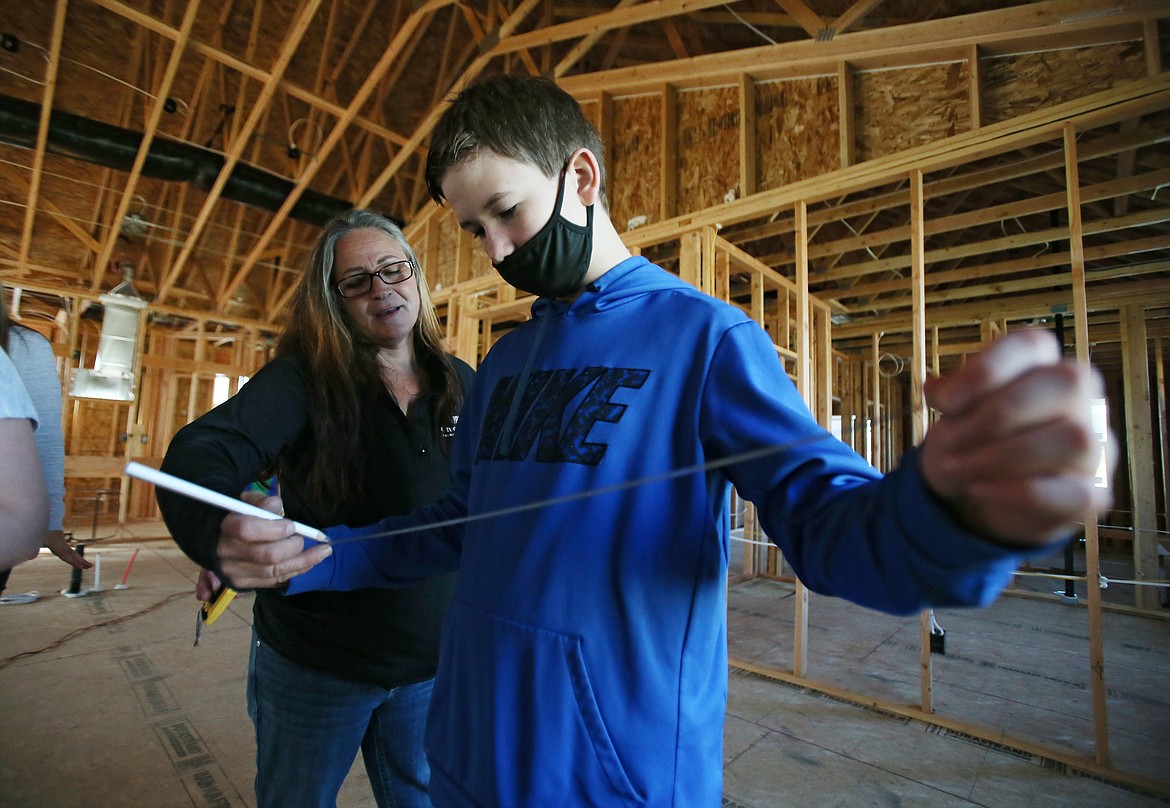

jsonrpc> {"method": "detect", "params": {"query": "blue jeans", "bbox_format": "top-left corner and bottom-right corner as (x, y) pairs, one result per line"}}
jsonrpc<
(247, 631), (433, 808)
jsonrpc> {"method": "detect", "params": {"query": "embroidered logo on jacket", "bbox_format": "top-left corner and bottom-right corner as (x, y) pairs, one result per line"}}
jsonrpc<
(478, 367), (650, 465)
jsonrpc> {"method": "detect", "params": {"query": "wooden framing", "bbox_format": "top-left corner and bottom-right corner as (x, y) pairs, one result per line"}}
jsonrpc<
(393, 64), (1168, 794)
(1064, 122), (1112, 764)
(4, 0), (1163, 322)
(2, 0), (1167, 797)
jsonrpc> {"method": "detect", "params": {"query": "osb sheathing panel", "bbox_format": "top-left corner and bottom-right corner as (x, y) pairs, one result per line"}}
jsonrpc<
(68, 400), (124, 457)
(982, 43), (1148, 124)
(677, 87), (739, 210)
(432, 214), (462, 290)
(579, 99), (601, 135)
(454, 238), (494, 287)
(855, 63), (972, 163)
(610, 95), (661, 234)
(756, 78), (840, 193)
(169, 374), (196, 434)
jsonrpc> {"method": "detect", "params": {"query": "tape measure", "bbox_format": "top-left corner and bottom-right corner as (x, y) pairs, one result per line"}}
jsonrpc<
(194, 587), (238, 647)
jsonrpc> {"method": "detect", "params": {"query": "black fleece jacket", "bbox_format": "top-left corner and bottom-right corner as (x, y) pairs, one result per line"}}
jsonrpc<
(157, 353), (474, 688)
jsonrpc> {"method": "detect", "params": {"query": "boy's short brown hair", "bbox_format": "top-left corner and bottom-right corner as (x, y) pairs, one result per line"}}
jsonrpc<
(425, 73), (607, 207)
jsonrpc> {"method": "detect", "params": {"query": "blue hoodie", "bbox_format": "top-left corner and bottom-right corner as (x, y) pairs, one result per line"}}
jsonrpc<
(289, 256), (1032, 807)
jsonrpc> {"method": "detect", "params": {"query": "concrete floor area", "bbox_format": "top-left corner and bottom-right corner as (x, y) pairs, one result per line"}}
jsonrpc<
(0, 538), (1167, 807)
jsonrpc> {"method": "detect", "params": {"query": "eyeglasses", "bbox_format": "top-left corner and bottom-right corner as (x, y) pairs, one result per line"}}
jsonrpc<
(334, 259), (415, 298)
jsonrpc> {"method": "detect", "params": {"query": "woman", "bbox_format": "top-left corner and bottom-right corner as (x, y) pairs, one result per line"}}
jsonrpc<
(157, 210), (473, 808)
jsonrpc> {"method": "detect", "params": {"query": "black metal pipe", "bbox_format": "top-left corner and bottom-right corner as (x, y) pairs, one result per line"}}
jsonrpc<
(0, 94), (356, 227)
(66, 543), (85, 595)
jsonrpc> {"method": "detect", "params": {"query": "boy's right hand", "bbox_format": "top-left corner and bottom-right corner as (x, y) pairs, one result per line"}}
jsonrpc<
(214, 490), (331, 590)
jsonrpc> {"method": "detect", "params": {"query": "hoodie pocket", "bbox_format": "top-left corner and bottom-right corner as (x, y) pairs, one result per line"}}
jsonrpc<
(427, 599), (645, 807)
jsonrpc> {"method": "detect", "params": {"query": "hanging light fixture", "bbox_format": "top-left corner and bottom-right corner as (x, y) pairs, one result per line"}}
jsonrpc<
(69, 261), (148, 401)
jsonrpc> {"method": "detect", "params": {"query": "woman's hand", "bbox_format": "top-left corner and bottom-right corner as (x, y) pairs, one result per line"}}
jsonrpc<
(214, 491), (331, 589)
(195, 568), (220, 602)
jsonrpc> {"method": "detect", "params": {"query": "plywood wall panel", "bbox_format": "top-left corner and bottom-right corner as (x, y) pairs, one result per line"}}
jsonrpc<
(982, 44), (1148, 124)
(580, 99), (601, 133)
(611, 94), (661, 235)
(855, 63), (972, 162)
(677, 87), (739, 209)
(755, 77), (840, 193)
(433, 213), (461, 290)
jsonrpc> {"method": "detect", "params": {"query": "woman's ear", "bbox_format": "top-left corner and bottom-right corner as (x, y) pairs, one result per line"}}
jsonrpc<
(568, 148), (602, 206)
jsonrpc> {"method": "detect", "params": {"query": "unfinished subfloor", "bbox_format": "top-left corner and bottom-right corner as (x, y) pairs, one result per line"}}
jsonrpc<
(0, 537), (1167, 808)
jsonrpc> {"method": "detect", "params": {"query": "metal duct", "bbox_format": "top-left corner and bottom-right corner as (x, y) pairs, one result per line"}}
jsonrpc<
(0, 94), (356, 227)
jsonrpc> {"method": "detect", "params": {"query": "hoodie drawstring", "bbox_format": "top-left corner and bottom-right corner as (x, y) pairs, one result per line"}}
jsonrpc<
(495, 310), (554, 456)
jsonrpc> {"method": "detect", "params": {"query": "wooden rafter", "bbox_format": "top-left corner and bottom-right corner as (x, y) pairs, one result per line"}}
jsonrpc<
(16, 0), (68, 277)
(831, 0), (887, 38)
(772, 0), (825, 38)
(353, 0), (543, 212)
(225, 0), (465, 315)
(90, 0), (202, 293)
(157, 0), (323, 304)
(557, 0), (1166, 95)
(500, 0), (747, 57)
(86, 0), (413, 149)
(662, 19), (690, 59)
(554, 0), (644, 78)
(2, 162), (100, 256)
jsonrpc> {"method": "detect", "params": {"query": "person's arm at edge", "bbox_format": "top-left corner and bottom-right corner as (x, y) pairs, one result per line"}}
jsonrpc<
(10, 330), (87, 568)
(10, 329), (67, 535)
(0, 418), (48, 569)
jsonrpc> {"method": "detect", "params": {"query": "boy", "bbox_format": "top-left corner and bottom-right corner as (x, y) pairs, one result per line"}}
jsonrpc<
(216, 75), (1110, 806)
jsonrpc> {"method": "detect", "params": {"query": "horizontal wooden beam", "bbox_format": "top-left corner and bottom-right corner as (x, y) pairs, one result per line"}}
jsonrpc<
(85, 0), (426, 150)
(821, 209), (1170, 282)
(1, 275), (284, 334)
(558, 0), (1165, 95)
(625, 75), (1170, 249)
(832, 276), (1170, 336)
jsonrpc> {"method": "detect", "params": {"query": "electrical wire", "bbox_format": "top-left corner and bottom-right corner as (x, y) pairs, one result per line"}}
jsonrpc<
(0, 591), (189, 671)
(928, 609), (945, 636)
(0, 196), (306, 276)
(16, 36), (186, 112)
(723, 4), (779, 46)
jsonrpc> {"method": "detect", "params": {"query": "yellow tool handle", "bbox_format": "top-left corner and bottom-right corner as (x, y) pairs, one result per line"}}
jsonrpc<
(201, 587), (237, 626)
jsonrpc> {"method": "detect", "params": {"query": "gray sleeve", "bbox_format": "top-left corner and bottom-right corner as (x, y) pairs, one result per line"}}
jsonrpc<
(0, 349), (38, 424)
(9, 328), (65, 531)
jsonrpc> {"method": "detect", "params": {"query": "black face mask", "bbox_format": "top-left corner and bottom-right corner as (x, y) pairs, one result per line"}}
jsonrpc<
(494, 165), (593, 298)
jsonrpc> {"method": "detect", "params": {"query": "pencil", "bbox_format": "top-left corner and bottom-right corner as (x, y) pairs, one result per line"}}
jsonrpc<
(124, 461), (328, 542)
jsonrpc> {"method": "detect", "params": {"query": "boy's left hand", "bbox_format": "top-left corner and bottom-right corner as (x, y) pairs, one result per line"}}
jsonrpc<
(919, 328), (1115, 547)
